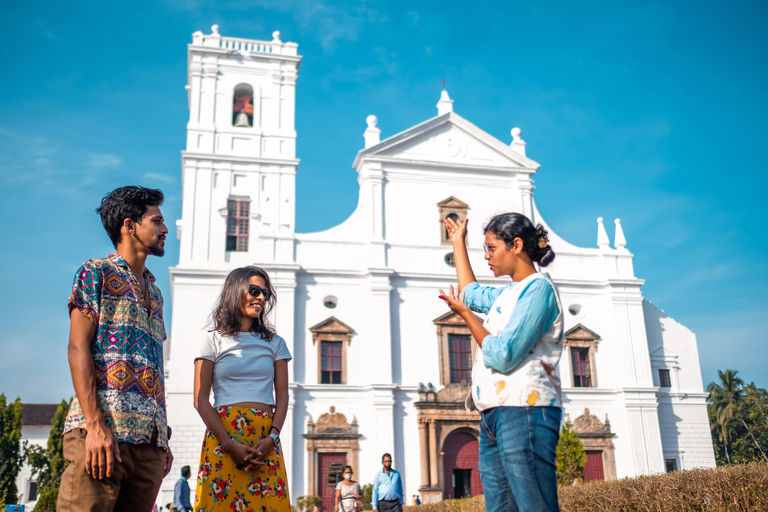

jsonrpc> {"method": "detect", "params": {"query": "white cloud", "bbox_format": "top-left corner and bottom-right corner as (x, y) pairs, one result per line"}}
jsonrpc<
(142, 172), (177, 184)
(87, 153), (124, 169)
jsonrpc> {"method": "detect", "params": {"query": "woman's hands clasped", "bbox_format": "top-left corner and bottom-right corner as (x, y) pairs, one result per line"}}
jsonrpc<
(226, 435), (276, 472)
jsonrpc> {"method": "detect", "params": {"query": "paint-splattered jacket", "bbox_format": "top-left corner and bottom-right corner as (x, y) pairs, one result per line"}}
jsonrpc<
(463, 273), (563, 411)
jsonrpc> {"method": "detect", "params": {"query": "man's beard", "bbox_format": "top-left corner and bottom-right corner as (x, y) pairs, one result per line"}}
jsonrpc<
(148, 242), (165, 257)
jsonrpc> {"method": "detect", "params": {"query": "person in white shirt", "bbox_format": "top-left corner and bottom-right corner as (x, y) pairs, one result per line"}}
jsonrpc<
(193, 266), (292, 511)
(334, 465), (362, 512)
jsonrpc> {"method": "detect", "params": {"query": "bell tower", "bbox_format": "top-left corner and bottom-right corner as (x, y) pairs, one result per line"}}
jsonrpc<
(177, 24), (301, 268)
(163, 27), (302, 504)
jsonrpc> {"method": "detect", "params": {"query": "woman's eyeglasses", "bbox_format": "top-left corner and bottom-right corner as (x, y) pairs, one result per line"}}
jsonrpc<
(248, 285), (272, 301)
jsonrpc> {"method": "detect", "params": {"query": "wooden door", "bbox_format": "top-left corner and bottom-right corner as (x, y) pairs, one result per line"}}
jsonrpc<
(442, 432), (483, 499)
(583, 450), (605, 482)
(318, 452), (347, 512)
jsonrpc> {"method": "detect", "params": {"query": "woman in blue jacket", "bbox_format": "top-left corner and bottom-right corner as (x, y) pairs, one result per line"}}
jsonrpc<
(439, 213), (563, 512)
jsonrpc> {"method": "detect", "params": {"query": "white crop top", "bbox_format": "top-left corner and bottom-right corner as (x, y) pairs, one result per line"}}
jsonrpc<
(195, 330), (292, 407)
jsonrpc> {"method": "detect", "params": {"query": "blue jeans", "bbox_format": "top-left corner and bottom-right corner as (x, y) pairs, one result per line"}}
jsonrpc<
(479, 406), (561, 512)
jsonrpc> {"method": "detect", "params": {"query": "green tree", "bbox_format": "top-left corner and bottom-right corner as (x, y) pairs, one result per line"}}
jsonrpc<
(26, 398), (71, 512)
(707, 370), (768, 465)
(0, 393), (24, 504)
(556, 421), (586, 486)
(707, 369), (744, 464)
(360, 483), (373, 510)
(296, 495), (322, 512)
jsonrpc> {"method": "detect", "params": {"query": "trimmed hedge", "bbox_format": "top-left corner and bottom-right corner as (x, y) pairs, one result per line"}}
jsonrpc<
(403, 463), (768, 512)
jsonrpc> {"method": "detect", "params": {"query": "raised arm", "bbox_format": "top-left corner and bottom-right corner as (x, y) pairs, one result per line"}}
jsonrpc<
(445, 217), (476, 291)
(193, 358), (263, 470)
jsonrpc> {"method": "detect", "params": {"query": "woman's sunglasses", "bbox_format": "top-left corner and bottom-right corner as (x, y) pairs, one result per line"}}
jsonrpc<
(248, 285), (272, 301)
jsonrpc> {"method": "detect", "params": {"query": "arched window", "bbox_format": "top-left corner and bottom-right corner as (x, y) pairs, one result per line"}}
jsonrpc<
(232, 84), (254, 127)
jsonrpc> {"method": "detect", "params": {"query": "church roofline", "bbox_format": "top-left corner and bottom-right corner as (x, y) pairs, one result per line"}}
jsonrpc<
(351, 112), (540, 170)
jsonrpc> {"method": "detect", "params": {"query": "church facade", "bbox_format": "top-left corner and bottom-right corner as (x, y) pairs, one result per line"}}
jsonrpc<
(161, 26), (716, 507)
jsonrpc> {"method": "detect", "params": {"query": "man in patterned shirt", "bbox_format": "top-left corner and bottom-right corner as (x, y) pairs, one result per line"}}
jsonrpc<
(58, 186), (174, 512)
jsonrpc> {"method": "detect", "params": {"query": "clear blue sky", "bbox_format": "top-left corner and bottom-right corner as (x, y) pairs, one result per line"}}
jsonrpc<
(1, 0), (766, 402)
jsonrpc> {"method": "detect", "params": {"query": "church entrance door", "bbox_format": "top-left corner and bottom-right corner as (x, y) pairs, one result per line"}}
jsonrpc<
(442, 432), (482, 499)
(318, 452), (347, 512)
(584, 450), (605, 482)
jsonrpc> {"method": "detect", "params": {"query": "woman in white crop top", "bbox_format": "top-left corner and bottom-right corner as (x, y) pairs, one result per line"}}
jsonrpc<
(193, 266), (292, 511)
(439, 213), (563, 512)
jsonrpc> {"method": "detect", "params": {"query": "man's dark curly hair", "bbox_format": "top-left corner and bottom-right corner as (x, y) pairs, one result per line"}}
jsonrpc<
(96, 186), (164, 247)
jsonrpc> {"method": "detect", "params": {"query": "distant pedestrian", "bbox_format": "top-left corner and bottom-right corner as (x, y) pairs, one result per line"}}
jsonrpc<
(414, 495), (420, 506)
(334, 465), (362, 512)
(439, 214), (563, 512)
(173, 465), (193, 511)
(371, 453), (404, 512)
(193, 266), (291, 511)
(58, 186), (173, 512)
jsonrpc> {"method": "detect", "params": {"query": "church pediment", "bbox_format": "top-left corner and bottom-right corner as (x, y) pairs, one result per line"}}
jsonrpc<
(437, 196), (469, 209)
(353, 113), (539, 170)
(564, 324), (601, 341)
(432, 310), (482, 326)
(309, 316), (354, 335)
(305, 406), (359, 436)
(572, 408), (613, 437)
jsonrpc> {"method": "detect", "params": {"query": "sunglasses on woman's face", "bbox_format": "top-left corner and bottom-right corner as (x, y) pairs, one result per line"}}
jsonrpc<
(248, 284), (272, 301)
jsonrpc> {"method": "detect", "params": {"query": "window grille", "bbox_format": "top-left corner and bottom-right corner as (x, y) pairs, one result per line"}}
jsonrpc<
(448, 334), (472, 384)
(571, 347), (592, 387)
(659, 368), (671, 388)
(320, 341), (342, 384)
(226, 199), (249, 252)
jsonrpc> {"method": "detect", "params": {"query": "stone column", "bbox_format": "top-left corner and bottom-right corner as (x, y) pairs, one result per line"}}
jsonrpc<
(429, 420), (439, 487)
(418, 419), (430, 487)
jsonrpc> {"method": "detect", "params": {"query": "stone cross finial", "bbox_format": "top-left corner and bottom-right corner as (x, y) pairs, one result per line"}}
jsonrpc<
(614, 218), (627, 249)
(597, 217), (610, 249)
(364, 115), (381, 148)
(436, 89), (454, 115)
(510, 127), (526, 156)
(211, 24), (220, 36)
(272, 30), (282, 42)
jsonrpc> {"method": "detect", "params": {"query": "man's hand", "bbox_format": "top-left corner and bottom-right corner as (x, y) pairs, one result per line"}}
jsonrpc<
(84, 421), (121, 479)
(164, 445), (174, 477)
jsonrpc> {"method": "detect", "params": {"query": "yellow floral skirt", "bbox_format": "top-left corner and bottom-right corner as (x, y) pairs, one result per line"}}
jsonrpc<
(195, 406), (290, 512)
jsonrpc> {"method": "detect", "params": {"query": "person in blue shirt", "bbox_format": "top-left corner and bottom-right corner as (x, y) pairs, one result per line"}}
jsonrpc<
(439, 213), (564, 512)
(173, 465), (192, 511)
(371, 453), (404, 512)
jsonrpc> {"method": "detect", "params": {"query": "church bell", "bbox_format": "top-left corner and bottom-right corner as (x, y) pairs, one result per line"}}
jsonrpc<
(234, 111), (251, 127)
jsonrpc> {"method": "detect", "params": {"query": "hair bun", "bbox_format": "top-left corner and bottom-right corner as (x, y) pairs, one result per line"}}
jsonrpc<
(534, 224), (555, 266)
(538, 246), (555, 266)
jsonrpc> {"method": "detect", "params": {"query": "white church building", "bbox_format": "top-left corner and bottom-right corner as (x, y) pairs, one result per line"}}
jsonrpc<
(161, 26), (716, 508)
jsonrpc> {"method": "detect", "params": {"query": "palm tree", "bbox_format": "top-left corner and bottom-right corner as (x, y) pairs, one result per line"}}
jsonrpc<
(707, 369), (744, 465)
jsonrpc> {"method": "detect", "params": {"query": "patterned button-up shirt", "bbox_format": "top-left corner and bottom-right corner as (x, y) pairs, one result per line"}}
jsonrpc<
(63, 253), (169, 448)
